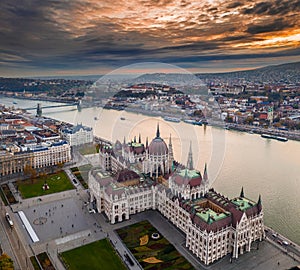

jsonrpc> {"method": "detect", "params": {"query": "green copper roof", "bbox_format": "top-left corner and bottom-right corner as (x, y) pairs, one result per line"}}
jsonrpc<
(195, 208), (228, 224)
(231, 197), (256, 211)
(178, 169), (200, 178)
(131, 142), (143, 147)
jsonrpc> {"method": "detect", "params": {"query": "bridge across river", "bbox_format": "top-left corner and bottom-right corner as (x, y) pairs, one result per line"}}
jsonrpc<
(24, 102), (80, 110)
(24, 101), (81, 116)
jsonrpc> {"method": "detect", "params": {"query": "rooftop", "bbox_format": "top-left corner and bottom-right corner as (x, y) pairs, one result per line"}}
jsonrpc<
(178, 169), (201, 179)
(195, 208), (229, 225)
(231, 197), (256, 211)
(130, 142), (143, 148)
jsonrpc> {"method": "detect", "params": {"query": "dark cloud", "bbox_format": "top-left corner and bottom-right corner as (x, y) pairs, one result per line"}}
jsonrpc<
(0, 0), (299, 76)
(243, 2), (273, 15)
(246, 18), (292, 34)
(226, 2), (243, 9)
(243, 0), (300, 15)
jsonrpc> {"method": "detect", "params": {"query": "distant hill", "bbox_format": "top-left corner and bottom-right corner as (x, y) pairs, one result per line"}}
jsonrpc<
(0, 77), (93, 93)
(1, 61), (299, 92)
(196, 61), (300, 84)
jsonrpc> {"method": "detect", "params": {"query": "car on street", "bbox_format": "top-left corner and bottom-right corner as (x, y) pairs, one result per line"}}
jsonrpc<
(72, 179), (78, 185)
(88, 209), (96, 214)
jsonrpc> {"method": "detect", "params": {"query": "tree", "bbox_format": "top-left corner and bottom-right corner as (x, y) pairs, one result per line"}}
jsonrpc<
(23, 164), (37, 183)
(244, 116), (254, 125)
(0, 253), (14, 270)
(193, 109), (204, 117)
(57, 162), (65, 169)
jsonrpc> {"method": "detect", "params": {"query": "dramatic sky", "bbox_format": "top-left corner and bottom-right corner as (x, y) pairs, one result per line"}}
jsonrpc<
(0, 0), (300, 77)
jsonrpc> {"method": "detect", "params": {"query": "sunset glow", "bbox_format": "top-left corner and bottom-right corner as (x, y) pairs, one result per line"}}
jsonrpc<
(0, 0), (299, 76)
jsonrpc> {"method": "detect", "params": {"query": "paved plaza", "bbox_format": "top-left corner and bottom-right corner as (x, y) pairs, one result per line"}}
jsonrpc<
(21, 197), (92, 243)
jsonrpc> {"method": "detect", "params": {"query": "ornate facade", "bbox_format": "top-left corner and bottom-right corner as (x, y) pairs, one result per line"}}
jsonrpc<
(61, 124), (93, 146)
(91, 125), (264, 265)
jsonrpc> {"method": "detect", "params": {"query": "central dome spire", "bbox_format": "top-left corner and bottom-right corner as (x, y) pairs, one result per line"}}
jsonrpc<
(156, 123), (160, 138)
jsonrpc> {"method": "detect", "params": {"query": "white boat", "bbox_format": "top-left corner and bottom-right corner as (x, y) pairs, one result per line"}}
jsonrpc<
(163, 116), (180, 123)
(184, 119), (195, 124)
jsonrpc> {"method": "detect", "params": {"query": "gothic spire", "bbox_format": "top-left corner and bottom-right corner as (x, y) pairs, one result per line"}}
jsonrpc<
(257, 194), (262, 212)
(203, 163), (208, 182)
(134, 136), (136, 143)
(156, 123), (160, 138)
(123, 136), (126, 145)
(168, 134), (174, 161)
(146, 137), (148, 148)
(138, 133), (141, 143)
(184, 168), (188, 178)
(187, 141), (194, 170)
(240, 187), (244, 198)
(169, 133), (172, 145)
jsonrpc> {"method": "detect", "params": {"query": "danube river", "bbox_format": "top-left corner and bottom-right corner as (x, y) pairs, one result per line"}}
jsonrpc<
(2, 97), (300, 245)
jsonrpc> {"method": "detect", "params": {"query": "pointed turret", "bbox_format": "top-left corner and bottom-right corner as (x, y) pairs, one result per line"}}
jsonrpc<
(168, 134), (174, 161)
(203, 163), (208, 182)
(138, 133), (141, 143)
(240, 187), (244, 198)
(134, 136), (136, 143)
(184, 168), (188, 178)
(257, 194), (262, 212)
(187, 141), (194, 170)
(146, 137), (148, 148)
(123, 136), (126, 145)
(207, 214), (211, 224)
(156, 123), (160, 138)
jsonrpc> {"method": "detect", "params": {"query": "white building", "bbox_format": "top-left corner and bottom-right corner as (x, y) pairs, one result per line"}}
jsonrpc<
(0, 140), (71, 176)
(29, 141), (71, 168)
(61, 124), (93, 146)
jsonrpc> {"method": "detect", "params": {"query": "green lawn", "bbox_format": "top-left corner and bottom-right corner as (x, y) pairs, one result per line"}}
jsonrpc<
(117, 220), (194, 270)
(78, 144), (98, 155)
(0, 186), (9, 206)
(60, 239), (126, 270)
(17, 171), (74, 199)
(30, 256), (40, 270)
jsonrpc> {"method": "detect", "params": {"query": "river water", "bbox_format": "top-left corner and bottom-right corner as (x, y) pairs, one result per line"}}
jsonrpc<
(1, 97), (300, 244)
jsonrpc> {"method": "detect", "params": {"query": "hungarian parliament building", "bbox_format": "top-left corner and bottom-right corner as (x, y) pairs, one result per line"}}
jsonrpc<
(89, 124), (265, 265)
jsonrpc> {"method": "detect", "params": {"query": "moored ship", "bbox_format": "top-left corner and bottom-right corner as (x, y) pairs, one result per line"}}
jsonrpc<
(261, 133), (288, 142)
(163, 116), (181, 123)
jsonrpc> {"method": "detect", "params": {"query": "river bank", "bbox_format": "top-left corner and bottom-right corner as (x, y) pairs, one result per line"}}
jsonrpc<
(224, 123), (300, 141)
(1, 96), (300, 245)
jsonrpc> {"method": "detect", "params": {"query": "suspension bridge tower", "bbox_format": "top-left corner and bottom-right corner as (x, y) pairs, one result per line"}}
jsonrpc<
(36, 103), (42, 117)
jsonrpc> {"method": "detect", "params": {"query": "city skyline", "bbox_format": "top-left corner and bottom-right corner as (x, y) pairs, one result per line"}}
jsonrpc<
(0, 0), (300, 77)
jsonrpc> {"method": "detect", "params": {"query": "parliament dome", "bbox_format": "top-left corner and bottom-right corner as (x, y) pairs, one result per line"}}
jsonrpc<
(148, 124), (168, 155)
